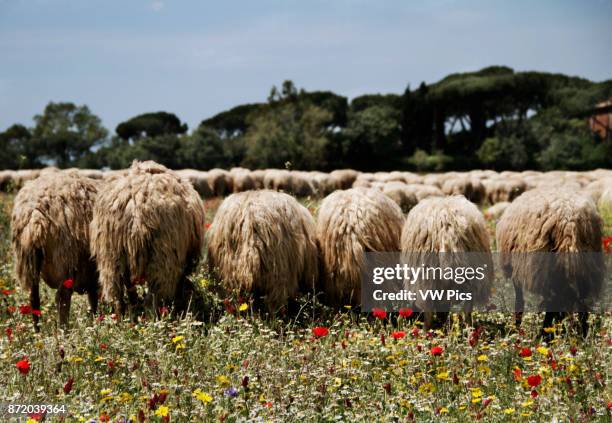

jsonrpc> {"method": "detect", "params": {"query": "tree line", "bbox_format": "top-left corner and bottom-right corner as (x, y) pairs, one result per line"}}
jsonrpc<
(2, 66), (611, 172)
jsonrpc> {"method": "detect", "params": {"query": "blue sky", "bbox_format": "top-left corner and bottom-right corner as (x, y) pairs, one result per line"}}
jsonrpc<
(1, 0), (610, 132)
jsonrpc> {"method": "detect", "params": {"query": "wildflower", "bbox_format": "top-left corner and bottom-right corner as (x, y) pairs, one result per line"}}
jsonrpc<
(63, 278), (74, 289)
(372, 308), (387, 319)
(64, 377), (74, 394)
(171, 335), (184, 344)
(16, 357), (30, 375)
(5, 327), (13, 342)
(569, 345), (577, 356)
(436, 371), (449, 381)
(603, 236), (612, 253)
(2, 289), (14, 295)
(238, 303), (248, 312)
(513, 367), (522, 381)
(216, 375), (230, 387)
(32, 309), (41, 317)
(530, 389), (538, 398)
(224, 387), (238, 398)
(411, 327), (419, 337)
(477, 354), (488, 361)
(391, 331), (405, 340)
(536, 346), (549, 355)
(398, 308), (413, 318)
(527, 374), (542, 387)
(312, 327), (329, 338)
(193, 389), (213, 404)
(154, 405), (169, 417)
(519, 347), (532, 357)
(430, 346), (444, 356)
(504, 408), (515, 414)
(19, 304), (32, 315)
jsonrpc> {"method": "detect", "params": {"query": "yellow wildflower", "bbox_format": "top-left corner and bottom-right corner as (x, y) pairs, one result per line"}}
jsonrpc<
(239, 303), (248, 311)
(155, 405), (169, 417)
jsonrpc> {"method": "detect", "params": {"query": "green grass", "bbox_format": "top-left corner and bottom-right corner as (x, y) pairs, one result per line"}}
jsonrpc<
(0, 195), (610, 422)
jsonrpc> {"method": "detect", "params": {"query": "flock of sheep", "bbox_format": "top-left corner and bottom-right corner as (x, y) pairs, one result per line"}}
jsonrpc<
(7, 162), (611, 334)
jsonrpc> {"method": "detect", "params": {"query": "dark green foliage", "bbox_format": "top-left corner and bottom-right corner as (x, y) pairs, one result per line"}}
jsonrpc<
(1, 69), (610, 171)
(0, 124), (38, 169)
(32, 102), (108, 168)
(116, 111), (188, 140)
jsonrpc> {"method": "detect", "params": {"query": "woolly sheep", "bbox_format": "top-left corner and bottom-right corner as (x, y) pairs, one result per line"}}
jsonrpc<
(207, 190), (318, 313)
(90, 161), (206, 316)
(401, 195), (493, 329)
(316, 188), (404, 307)
(11, 170), (99, 329)
(496, 188), (604, 335)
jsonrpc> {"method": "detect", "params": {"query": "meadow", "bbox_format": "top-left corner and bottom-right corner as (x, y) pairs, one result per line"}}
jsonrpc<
(0, 192), (611, 423)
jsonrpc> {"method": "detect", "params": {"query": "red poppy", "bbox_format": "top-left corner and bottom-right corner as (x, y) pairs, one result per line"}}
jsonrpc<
(100, 343), (108, 350)
(411, 327), (419, 337)
(569, 345), (577, 356)
(518, 347), (532, 357)
(7, 306), (16, 313)
(264, 402), (273, 408)
(391, 331), (405, 340)
(398, 308), (413, 318)
(527, 374), (542, 387)
(32, 309), (41, 317)
(372, 308), (387, 319)
(430, 346), (444, 356)
(312, 326), (329, 338)
(5, 327), (13, 341)
(63, 377), (74, 394)
(204, 223), (212, 230)
(19, 305), (32, 315)
(27, 413), (44, 421)
(608, 401), (612, 410)
(2, 289), (13, 295)
(16, 357), (30, 374)
(99, 413), (110, 422)
(602, 236), (612, 253)
(63, 278), (74, 289)
(513, 367), (522, 381)
(530, 389), (538, 398)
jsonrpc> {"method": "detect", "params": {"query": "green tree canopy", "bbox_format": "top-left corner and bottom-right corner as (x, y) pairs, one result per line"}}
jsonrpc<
(32, 102), (108, 168)
(116, 111), (188, 141)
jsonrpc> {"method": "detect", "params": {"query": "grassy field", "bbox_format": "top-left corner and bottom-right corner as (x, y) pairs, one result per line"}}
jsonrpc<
(0, 193), (610, 422)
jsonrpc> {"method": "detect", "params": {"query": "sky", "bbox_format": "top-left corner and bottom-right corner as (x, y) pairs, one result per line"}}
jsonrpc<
(1, 0), (611, 132)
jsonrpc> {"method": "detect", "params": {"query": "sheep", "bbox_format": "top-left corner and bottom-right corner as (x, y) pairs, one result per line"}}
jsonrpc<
(90, 160), (206, 316)
(401, 195), (494, 329)
(316, 188), (404, 307)
(442, 177), (486, 203)
(249, 169), (266, 189)
(230, 170), (256, 193)
(482, 178), (527, 204)
(403, 184), (444, 202)
(290, 171), (316, 197)
(11, 170), (99, 329)
(207, 168), (233, 196)
(382, 182), (419, 214)
(496, 188), (604, 336)
(263, 169), (292, 191)
(329, 169), (359, 190)
(207, 190), (318, 313)
(176, 169), (214, 198)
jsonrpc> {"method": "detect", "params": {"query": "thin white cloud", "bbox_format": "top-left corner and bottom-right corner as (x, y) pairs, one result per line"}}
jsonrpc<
(151, 1), (164, 12)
